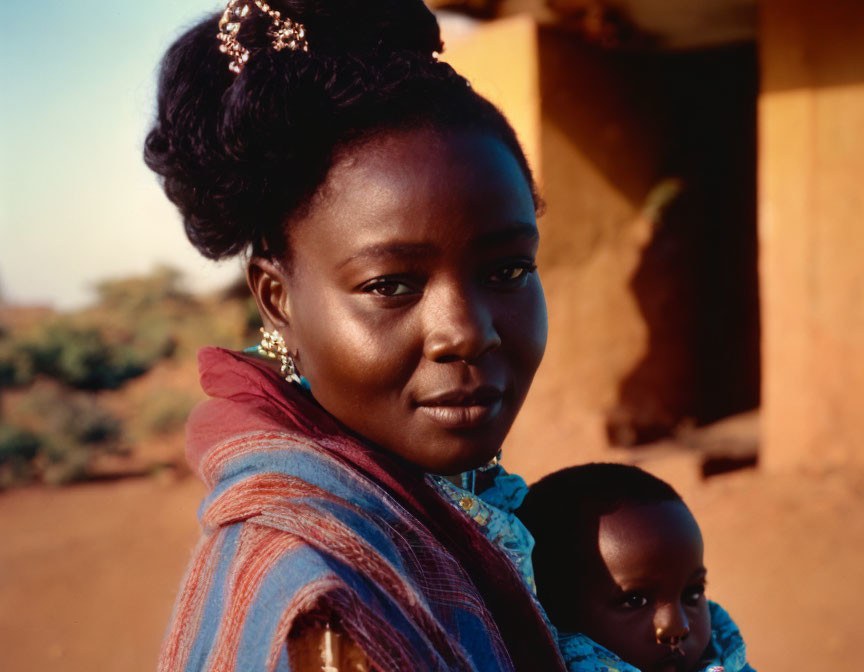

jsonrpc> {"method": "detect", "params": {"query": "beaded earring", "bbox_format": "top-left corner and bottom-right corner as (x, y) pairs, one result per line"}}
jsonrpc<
(257, 328), (311, 390)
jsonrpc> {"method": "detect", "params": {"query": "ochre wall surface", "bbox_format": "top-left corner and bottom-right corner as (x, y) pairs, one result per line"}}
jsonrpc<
(440, 14), (542, 178)
(521, 32), (668, 476)
(759, 0), (864, 470)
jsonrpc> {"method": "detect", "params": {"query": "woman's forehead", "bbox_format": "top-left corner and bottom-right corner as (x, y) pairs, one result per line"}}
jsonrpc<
(332, 225), (540, 271)
(293, 127), (537, 255)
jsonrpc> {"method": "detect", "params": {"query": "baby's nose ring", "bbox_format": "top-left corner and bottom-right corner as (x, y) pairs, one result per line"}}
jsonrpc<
(655, 625), (690, 645)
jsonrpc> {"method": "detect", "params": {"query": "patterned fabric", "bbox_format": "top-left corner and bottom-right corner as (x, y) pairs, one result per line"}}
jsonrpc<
(158, 347), (566, 672)
(557, 602), (755, 672)
(430, 468), (537, 593)
(557, 632), (638, 672)
(701, 602), (756, 672)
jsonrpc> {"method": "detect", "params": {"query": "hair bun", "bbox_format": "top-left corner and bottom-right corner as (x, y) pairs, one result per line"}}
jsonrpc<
(272, 0), (442, 56)
(146, 1), (534, 262)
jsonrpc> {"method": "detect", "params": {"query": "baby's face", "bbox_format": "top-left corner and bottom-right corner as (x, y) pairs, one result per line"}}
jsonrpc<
(575, 501), (711, 672)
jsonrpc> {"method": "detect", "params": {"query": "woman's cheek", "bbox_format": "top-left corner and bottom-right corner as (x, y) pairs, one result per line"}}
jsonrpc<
(504, 280), (548, 370)
(528, 281), (549, 358)
(304, 307), (416, 395)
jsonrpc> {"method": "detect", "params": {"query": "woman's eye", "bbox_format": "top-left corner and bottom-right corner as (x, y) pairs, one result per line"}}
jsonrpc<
(362, 279), (416, 297)
(683, 584), (706, 606)
(486, 262), (537, 285)
(620, 593), (648, 609)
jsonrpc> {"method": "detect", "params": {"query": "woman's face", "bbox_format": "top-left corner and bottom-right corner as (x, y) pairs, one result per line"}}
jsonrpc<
(267, 128), (546, 474)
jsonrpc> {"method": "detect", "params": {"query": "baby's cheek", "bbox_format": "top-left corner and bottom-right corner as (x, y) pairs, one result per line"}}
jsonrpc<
(689, 603), (713, 659)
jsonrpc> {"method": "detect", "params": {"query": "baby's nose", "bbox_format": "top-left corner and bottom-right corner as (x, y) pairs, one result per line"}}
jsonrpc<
(654, 604), (690, 645)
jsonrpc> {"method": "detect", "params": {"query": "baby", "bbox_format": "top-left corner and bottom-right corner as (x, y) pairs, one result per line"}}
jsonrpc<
(517, 463), (753, 672)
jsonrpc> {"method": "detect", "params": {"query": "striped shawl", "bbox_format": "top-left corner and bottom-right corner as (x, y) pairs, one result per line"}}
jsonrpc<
(158, 347), (565, 672)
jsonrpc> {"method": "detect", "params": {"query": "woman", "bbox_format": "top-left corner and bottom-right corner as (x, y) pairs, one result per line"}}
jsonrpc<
(147, 1), (564, 670)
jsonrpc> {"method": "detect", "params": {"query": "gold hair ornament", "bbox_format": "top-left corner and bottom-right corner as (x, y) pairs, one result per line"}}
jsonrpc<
(218, 0), (309, 74)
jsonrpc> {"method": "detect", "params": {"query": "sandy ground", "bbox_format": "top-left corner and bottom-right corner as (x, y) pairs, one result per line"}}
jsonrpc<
(1, 459), (862, 671)
(0, 476), (204, 672)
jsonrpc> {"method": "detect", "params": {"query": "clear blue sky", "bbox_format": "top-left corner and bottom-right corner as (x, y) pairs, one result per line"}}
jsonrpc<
(1, 1), (241, 309)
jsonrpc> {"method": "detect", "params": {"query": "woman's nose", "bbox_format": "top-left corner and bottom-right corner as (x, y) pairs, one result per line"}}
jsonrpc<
(654, 604), (690, 646)
(423, 288), (501, 363)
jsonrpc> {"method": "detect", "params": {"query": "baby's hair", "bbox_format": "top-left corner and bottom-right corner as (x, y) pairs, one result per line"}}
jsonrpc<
(517, 463), (682, 629)
(144, 0), (538, 263)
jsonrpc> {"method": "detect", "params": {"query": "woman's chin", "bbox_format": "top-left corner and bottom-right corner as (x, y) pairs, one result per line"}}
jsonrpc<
(347, 404), (513, 475)
(408, 435), (504, 476)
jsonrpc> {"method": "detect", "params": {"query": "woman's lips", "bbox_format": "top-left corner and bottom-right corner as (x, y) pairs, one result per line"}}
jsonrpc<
(417, 399), (503, 429)
(415, 387), (504, 429)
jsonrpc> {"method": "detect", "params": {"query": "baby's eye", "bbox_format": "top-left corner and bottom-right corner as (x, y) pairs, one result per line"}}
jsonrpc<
(485, 262), (537, 286)
(682, 584), (706, 606)
(620, 593), (648, 609)
(361, 278), (417, 297)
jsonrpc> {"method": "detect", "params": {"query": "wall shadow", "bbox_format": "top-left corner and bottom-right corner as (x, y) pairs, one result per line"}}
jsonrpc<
(615, 45), (761, 443)
(538, 36), (760, 444)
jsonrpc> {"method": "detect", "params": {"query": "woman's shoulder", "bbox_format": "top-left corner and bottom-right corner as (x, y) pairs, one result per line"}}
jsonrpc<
(167, 518), (439, 672)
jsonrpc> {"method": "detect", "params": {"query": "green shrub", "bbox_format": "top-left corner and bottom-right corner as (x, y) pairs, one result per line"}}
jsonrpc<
(0, 340), (34, 387)
(0, 425), (42, 464)
(4, 383), (124, 485)
(20, 384), (122, 446)
(0, 424), (44, 488)
(2, 320), (172, 391)
(94, 265), (191, 314)
(0, 266), (262, 487)
(136, 391), (199, 437)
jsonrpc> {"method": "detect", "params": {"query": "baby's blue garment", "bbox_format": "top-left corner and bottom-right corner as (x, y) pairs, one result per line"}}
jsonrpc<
(557, 601), (755, 672)
(434, 466), (755, 672)
(700, 602), (756, 672)
(556, 631), (640, 672)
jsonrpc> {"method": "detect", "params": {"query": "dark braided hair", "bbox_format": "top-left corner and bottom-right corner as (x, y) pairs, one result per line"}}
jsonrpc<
(144, 0), (538, 262)
(517, 463), (683, 630)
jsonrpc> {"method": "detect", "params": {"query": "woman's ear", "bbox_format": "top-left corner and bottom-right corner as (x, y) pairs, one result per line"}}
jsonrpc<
(246, 256), (293, 336)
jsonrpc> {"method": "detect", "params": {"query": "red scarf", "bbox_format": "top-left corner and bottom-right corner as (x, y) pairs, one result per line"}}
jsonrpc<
(189, 347), (565, 671)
